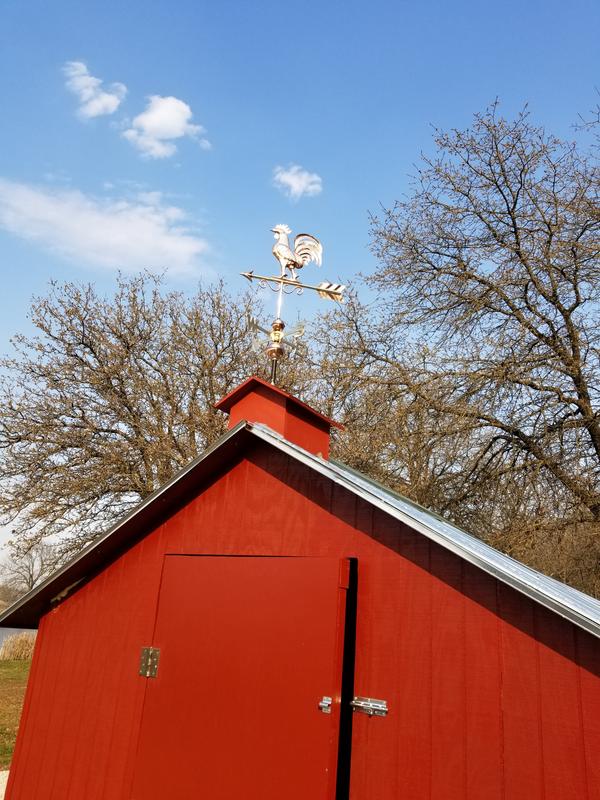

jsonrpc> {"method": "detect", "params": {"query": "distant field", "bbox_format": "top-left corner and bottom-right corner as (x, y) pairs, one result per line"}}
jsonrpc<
(0, 661), (30, 769)
(0, 630), (32, 647)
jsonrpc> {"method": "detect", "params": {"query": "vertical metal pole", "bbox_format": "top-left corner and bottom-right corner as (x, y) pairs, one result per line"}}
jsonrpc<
(275, 280), (284, 319)
(270, 358), (278, 384)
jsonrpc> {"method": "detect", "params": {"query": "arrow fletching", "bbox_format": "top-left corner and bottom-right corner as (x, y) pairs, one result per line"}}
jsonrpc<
(317, 282), (345, 302)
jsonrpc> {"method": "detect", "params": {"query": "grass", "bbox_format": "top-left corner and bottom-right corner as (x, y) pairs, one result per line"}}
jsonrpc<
(0, 660), (30, 769)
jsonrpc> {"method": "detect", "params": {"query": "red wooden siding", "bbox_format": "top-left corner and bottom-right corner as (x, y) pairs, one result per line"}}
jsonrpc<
(7, 441), (600, 799)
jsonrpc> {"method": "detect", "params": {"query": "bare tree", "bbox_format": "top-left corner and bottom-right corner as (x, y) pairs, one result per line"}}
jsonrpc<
(308, 355), (481, 517)
(303, 104), (600, 595)
(0, 581), (20, 612)
(0, 276), (281, 558)
(309, 319), (554, 539)
(0, 543), (57, 595)
(339, 105), (600, 522)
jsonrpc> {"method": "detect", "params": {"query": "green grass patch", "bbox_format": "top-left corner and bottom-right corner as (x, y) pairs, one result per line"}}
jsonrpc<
(0, 660), (31, 769)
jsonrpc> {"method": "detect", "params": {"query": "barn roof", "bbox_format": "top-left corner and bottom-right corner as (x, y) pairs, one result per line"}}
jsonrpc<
(3, 419), (600, 638)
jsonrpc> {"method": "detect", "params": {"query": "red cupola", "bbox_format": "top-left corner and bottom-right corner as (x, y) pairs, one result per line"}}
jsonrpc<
(215, 375), (342, 459)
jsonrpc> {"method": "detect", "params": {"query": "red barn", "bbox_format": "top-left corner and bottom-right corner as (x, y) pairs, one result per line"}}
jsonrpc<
(1, 376), (600, 799)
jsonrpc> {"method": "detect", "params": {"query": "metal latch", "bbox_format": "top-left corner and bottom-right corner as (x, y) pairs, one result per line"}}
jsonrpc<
(350, 696), (388, 717)
(318, 696), (333, 714)
(139, 647), (160, 678)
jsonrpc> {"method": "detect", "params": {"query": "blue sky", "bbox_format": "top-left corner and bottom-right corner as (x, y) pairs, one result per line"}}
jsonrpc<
(0, 0), (598, 352)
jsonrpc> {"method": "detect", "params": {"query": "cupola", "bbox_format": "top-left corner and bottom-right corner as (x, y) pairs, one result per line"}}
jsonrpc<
(215, 376), (342, 459)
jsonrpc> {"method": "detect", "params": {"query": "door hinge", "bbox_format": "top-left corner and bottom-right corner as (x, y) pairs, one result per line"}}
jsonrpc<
(318, 696), (333, 714)
(139, 646), (160, 678)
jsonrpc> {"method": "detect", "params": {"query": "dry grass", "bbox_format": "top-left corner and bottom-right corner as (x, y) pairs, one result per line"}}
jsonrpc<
(0, 660), (30, 768)
(0, 633), (36, 662)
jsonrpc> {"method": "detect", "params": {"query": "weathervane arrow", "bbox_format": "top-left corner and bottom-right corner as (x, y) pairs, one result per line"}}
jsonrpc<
(241, 271), (345, 302)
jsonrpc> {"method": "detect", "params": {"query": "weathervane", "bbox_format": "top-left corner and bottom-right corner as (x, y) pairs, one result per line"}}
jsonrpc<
(242, 224), (345, 384)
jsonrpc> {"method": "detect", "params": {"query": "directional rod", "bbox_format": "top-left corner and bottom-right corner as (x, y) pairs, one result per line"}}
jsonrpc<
(241, 271), (345, 303)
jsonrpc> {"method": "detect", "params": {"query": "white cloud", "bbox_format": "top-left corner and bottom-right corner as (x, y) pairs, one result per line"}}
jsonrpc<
(273, 164), (323, 200)
(63, 61), (127, 119)
(123, 95), (210, 158)
(0, 178), (209, 276)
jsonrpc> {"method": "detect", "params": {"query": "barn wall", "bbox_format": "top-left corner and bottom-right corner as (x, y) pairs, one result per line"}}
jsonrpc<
(7, 441), (600, 800)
